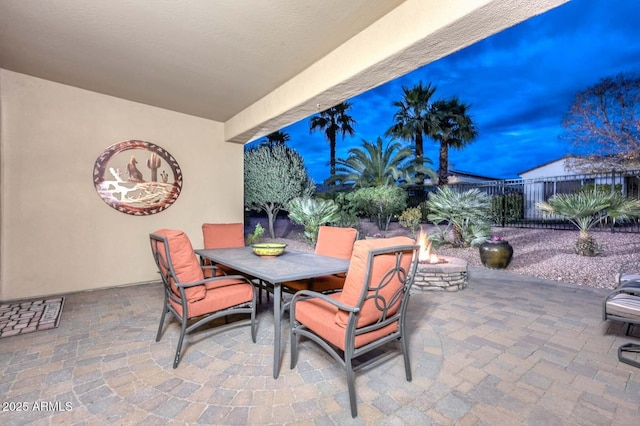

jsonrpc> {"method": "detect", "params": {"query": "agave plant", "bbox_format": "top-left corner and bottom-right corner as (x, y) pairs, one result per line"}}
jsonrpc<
(426, 187), (491, 247)
(536, 192), (640, 256)
(287, 197), (340, 245)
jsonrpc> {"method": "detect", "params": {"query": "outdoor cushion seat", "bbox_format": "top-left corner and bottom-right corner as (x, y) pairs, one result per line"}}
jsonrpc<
(290, 236), (419, 417)
(282, 226), (358, 294)
(603, 280), (640, 368)
(150, 229), (257, 368)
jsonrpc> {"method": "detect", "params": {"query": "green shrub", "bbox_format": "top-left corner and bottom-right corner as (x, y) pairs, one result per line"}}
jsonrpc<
(426, 187), (491, 247)
(246, 223), (264, 245)
(537, 191), (640, 256)
(490, 193), (524, 224)
(418, 200), (431, 222)
(287, 197), (340, 245)
(398, 207), (422, 238)
(577, 183), (622, 195)
(351, 185), (407, 231)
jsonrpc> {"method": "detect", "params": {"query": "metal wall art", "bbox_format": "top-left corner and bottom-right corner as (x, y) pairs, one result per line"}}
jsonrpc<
(93, 140), (182, 215)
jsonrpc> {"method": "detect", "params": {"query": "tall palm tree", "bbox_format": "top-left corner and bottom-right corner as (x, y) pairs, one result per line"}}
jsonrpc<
(430, 97), (478, 185)
(309, 102), (357, 178)
(261, 130), (290, 147)
(385, 81), (437, 171)
(324, 137), (436, 187)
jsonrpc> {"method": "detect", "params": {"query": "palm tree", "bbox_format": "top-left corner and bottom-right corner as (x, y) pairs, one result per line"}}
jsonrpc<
(385, 81), (437, 172)
(430, 97), (478, 185)
(309, 102), (356, 178)
(537, 192), (640, 256)
(324, 137), (436, 187)
(261, 131), (290, 147)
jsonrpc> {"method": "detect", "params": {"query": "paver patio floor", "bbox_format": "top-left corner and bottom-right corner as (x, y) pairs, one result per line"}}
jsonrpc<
(1, 268), (638, 425)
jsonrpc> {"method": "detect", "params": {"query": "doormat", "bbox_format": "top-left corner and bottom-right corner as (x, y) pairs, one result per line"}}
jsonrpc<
(0, 297), (65, 338)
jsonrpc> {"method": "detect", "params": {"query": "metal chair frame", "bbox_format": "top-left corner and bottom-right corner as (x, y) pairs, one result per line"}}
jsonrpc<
(290, 244), (419, 417)
(150, 232), (257, 368)
(603, 280), (640, 368)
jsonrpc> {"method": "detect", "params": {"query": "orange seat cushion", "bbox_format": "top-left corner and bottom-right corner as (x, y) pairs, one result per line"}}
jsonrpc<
(336, 236), (415, 328)
(169, 278), (254, 318)
(295, 294), (398, 350)
(153, 229), (206, 303)
(315, 226), (358, 259)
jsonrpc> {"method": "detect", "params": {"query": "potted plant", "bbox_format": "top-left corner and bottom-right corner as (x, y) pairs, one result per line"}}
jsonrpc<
(479, 235), (513, 269)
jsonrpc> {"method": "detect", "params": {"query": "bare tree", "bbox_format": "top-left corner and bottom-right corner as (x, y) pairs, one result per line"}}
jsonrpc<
(562, 71), (640, 171)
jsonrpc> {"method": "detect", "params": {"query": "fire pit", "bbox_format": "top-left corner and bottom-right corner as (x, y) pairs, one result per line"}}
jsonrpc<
(412, 230), (467, 292)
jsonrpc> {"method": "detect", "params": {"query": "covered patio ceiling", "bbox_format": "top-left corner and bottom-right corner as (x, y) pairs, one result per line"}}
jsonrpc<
(0, 0), (568, 144)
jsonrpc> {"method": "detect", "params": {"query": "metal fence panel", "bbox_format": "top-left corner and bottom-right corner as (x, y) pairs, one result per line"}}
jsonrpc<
(406, 169), (640, 233)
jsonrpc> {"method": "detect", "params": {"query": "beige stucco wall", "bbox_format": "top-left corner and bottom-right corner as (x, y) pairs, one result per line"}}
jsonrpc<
(0, 69), (244, 301)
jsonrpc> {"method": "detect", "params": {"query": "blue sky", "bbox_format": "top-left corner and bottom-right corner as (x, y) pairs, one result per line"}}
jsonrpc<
(250, 0), (640, 183)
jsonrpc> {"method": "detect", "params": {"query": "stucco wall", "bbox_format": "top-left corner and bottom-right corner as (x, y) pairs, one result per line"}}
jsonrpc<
(0, 69), (244, 300)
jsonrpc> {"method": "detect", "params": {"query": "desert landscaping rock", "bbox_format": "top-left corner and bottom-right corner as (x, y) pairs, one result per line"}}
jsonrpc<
(249, 217), (640, 290)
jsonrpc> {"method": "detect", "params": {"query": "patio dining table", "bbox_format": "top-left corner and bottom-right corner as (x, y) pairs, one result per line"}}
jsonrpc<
(195, 246), (350, 378)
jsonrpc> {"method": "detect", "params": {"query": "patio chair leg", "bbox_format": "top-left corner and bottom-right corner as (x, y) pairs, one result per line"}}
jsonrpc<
(156, 306), (168, 342)
(401, 336), (412, 382)
(290, 328), (299, 369)
(251, 288), (257, 343)
(618, 343), (640, 368)
(346, 358), (357, 418)
(173, 322), (188, 369)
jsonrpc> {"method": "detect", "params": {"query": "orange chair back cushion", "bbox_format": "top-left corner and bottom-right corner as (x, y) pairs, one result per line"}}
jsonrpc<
(336, 236), (415, 328)
(315, 226), (358, 259)
(202, 223), (245, 249)
(153, 229), (206, 302)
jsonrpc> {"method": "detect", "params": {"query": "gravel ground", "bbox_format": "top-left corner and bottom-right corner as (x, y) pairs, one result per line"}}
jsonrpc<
(252, 217), (640, 290)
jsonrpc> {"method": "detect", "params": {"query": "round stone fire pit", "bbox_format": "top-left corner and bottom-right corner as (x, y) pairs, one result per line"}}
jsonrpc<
(412, 255), (467, 292)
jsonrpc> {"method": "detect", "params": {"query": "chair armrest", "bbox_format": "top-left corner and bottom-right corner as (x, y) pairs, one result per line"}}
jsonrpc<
(617, 259), (640, 285)
(603, 286), (640, 320)
(175, 274), (252, 288)
(198, 255), (226, 275)
(201, 264), (223, 274)
(291, 289), (359, 313)
(619, 280), (640, 290)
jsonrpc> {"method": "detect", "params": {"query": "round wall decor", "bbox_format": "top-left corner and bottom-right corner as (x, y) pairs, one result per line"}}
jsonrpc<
(93, 140), (182, 215)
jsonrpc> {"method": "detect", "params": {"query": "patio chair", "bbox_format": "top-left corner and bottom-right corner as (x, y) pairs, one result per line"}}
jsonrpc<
(289, 236), (419, 417)
(282, 226), (358, 294)
(202, 222), (272, 302)
(201, 222), (246, 277)
(150, 229), (257, 368)
(615, 259), (640, 286)
(603, 279), (640, 368)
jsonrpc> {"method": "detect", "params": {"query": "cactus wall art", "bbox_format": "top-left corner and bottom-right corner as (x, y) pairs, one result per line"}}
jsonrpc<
(93, 140), (183, 215)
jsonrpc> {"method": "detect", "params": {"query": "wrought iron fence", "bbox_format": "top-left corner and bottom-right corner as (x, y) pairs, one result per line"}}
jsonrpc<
(406, 169), (640, 233)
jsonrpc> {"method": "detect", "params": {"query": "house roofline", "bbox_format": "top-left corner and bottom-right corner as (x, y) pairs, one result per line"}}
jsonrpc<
(518, 155), (576, 175)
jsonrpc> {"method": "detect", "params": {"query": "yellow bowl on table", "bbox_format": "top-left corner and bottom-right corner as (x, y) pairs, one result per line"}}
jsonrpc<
(251, 243), (287, 257)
